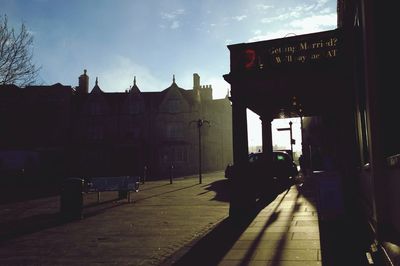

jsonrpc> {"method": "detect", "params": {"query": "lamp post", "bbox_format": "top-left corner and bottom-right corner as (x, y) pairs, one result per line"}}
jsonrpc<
(277, 122), (294, 159)
(190, 119), (210, 184)
(289, 121), (294, 158)
(293, 98), (304, 154)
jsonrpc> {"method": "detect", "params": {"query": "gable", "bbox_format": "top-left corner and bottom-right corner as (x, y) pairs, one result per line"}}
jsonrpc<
(159, 86), (189, 113)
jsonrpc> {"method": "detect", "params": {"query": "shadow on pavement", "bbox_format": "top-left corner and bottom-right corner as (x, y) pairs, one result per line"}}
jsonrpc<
(0, 195), (132, 243)
(200, 179), (230, 202)
(166, 191), (279, 266)
(168, 217), (250, 266)
(0, 183), (61, 204)
(0, 212), (64, 243)
(239, 187), (294, 266)
(134, 184), (199, 202)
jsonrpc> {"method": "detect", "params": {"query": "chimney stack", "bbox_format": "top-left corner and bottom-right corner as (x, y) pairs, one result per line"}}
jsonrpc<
(193, 73), (200, 90)
(78, 69), (89, 94)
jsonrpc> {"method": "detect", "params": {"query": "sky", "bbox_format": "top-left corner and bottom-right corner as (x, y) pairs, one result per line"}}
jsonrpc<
(1, 0), (337, 147)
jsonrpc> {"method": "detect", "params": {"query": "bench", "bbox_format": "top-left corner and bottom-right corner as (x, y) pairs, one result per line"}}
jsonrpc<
(85, 176), (140, 203)
(60, 176), (140, 220)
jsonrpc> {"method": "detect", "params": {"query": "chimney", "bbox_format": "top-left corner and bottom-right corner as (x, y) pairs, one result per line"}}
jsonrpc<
(78, 69), (89, 94)
(193, 73), (200, 90)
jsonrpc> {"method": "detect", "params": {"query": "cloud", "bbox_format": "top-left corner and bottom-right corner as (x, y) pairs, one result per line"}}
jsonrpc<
(261, 5), (313, 23)
(161, 9), (185, 20)
(225, 39), (233, 45)
(251, 12), (337, 42)
(316, 0), (330, 9)
(160, 8), (185, 29)
(95, 56), (164, 92)
(233, 15), (247, 21)
(249, 29), (299, 42)
(257, 4), (273, 10)
(260, 1), (334, 25)
(170, 21), (180, 29)
(289, 13), (337, 31)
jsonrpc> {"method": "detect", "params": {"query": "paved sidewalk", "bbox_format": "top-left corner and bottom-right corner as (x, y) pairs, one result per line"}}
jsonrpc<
(0, 172), (230, 265)
(168, 173), (374, 266)
(167, 178), (323, 266)
(0, 171), (374, 265)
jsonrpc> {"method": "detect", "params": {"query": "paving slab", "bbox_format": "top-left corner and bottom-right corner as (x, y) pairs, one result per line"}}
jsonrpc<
(0, 171), (375, 265)
(0, 172), (229, 265)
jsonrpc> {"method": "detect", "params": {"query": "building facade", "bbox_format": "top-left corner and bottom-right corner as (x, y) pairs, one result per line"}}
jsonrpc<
(0, 72), (233, 180)
(224, 0), (398, 264)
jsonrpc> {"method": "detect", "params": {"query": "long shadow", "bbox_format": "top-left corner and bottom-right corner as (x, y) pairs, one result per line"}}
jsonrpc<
(0, 183), (61, 205)
(200, 179), (230, 202)
(166, 191), (280, 266)
(0, 199), (135, 243)
(138, 183), (171, 192)
(269, 189), (301, 266)
(83, 200), (130, 218)
(0, 212), (65, 243)
(134, 184), (199, 202)
(239, 187), (292, 266)
(0, 192), (135, 243)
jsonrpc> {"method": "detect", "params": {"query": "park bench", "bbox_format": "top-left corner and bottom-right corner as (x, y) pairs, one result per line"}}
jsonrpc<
(60, 176), (140, 220)
(84, 176), (140, 203)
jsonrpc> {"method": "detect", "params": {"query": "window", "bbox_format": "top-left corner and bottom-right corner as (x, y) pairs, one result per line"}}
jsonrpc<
(167, 99), (181, 113)
(167, 122), (184, 139)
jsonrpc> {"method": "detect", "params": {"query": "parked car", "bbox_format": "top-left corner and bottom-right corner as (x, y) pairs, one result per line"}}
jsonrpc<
(225, 151), (299, 186)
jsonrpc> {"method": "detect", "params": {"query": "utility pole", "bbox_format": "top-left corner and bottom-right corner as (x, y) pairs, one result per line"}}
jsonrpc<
(190, 119), (210, 184)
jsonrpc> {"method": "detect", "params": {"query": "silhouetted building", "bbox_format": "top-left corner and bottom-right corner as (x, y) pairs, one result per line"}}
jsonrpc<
(0, 83), (72, 177)
(224, 0), (398, 264)
(0, 72), (233, 179)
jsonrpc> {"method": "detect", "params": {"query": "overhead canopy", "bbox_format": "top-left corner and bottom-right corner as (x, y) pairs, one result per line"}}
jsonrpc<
(224, 29), (348, 118)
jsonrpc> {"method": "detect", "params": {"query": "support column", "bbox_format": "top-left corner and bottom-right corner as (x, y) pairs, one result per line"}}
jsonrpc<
(261, 116), (273, 165)
(232, 101), (249, 166)
(229, 99), (251, 220)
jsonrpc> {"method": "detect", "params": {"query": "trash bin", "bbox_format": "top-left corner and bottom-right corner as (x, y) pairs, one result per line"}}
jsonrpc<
(118, 190), (128, 199)
(60, 178), (84, 220)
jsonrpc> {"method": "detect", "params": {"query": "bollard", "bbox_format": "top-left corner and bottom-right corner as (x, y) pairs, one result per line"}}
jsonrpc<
(60, 178), (84, 221)
(142, 166), (147, 184)
(135, 176), (140, 192)
(170, 164), (174, 184)
(118, 176), (129, 199)
(118, 190), (128, 199)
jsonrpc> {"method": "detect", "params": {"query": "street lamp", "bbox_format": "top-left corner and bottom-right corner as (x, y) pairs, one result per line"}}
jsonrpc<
(277, 122), (294, 159)
(291, 96), (304, 154)
(190, 119), (210, 184)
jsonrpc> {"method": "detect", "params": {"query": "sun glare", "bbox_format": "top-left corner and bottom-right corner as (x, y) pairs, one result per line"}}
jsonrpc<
(247, 109), (302, 157)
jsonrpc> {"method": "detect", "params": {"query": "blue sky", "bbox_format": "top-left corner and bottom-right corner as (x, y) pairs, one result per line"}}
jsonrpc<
(2, 0), (337, 149)
(2, 0), (337, 99)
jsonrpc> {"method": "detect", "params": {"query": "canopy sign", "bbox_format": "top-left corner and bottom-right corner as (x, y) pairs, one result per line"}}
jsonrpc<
(230, 29), (341, 72)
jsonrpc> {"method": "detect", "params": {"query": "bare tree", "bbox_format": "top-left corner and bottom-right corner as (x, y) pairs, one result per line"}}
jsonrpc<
(0, 15), (40, 86)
